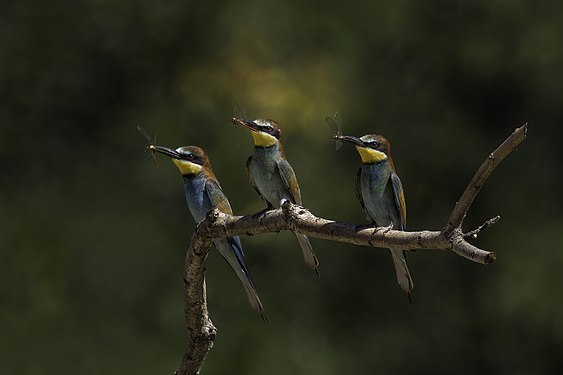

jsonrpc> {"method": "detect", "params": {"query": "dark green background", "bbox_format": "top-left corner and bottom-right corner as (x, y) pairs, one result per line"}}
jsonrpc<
(2, 0), (562, 373)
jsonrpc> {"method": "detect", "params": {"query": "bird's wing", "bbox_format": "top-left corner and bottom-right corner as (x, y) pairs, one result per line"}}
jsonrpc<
(355, 167), (372, 222)
(247, 155), (274, 208)
(224, 236), (247, 272)
(355, 167), (365, 212)
(275, 159), (302, 205)
(390, 172), (407, 230)
(206, 179), (264, 313)
(205, 179), (252, 284)
(246, 156), (259, 194)
(205, 179), (234, 215)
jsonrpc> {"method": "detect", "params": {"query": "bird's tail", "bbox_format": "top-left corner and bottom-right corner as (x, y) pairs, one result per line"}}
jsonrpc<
(240, 276), (266, 318)
(237, 270), (268, 322)
(390, 249), (414, 298)
(294, 232), (320, 276)
(214, 238), (265, 316)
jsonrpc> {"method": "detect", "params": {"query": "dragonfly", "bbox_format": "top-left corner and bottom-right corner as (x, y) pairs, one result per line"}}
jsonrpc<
(325, 112), (343, 150)
(232, 102), (248, 123)
(137, 125), (158, 165)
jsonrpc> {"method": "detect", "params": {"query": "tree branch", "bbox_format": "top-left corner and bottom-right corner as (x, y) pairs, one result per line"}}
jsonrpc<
(174, 215), (217, 375)
(174, 123), (528, 375)
(464, 215), (501, 239)
(443, 123), (528, 236)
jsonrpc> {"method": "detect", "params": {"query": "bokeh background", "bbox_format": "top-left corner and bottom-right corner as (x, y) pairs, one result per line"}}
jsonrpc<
(1, 0), (562, 373)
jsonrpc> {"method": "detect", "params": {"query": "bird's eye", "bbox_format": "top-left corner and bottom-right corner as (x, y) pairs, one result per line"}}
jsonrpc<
(370, 141), (379, 147)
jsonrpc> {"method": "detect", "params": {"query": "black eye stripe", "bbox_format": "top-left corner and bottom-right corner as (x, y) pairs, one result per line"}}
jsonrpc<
(179, 153), (201, 162)
(259, 126), (280, 138)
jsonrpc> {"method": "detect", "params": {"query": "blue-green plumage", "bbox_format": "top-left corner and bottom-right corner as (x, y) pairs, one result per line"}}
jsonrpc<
(248, 143), (298, 206)
(343, 134), (414, 298)
(233, 117), (320, 274)
(153, 145), (264, 316)
(358, 162), (402, 229)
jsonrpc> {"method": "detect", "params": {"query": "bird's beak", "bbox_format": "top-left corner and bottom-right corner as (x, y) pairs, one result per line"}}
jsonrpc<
(339, 135), (365, 147)
(150, 145), (181, 159)
(231, 117), (259, 132)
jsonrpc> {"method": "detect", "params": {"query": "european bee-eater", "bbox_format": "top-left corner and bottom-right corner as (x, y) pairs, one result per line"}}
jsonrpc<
(151, 144), (265, 315)
(232, 117), (320, 275)
(339, 134), (414, 299)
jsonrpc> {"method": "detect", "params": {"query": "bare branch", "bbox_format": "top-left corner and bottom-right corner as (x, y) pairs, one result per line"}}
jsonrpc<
(174, 213), (217, 375)
(175, 204), (492, 374)
(444, 123), (527, 236)
(173, 124), (528, 374)
(208, 204), (446, 251)
(449, 230), (496, 264)
(464, 215), (501, 239)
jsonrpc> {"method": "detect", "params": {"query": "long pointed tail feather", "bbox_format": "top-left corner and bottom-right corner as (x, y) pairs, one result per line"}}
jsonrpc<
(294, 232), (320, 276)
(390, 249), (414, 296)
(214, 238), (265, 314)
(240, 276), (265, 315)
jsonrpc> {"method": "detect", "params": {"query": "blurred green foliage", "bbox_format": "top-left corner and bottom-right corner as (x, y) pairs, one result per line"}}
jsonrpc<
(1, 0), (562, 373)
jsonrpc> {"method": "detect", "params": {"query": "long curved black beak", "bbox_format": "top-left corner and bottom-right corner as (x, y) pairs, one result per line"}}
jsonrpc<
(231, 117), (259, 132)
(149, 145), (180, 159)
(339, 135), (365, 147)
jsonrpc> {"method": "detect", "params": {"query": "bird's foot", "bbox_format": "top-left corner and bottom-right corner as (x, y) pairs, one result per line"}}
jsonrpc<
(253, 204), (275, 217)
(379, 223), (394, 234)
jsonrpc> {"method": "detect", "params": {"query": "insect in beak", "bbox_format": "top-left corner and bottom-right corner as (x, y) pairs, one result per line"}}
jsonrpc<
(325, 112), (343, 150)
(137, 125), (158, 165)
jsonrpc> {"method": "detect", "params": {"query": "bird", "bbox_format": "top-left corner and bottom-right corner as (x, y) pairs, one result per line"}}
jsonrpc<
(149, 143), (265, 316)
(338, 133), (414, 299)
(231, 117), (320, 275)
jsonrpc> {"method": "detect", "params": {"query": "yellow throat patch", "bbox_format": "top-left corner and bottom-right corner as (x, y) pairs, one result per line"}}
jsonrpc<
(251, 131), (278, 147)
(355, 146), (387, 164)
(172, 159), (203, 175)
